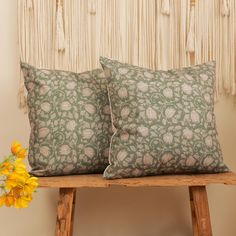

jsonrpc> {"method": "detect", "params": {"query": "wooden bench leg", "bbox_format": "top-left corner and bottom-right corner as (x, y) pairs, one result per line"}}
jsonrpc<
(189, 186), (212, 236)
(55, 188), (76, 236)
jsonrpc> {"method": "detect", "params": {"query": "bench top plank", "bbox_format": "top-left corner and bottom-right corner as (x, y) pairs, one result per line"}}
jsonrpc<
(38, 172), (236, 188)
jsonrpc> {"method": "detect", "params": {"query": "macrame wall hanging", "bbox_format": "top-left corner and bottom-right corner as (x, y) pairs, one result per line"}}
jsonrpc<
(18, 0), (236, 109)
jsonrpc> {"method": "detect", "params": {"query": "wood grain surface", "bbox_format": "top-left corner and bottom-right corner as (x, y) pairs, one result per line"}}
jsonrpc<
(55, 188), (76, 236)
(38, 172), (236, 188)
(189, 186), (213, 236)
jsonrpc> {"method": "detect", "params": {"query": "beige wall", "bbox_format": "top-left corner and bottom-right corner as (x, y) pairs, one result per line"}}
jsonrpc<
(0, 1), (236, 235)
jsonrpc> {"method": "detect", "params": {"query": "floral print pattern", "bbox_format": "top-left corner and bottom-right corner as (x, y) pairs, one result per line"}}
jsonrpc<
(21, 63), (112, 176)
(100, 57), (229, 179)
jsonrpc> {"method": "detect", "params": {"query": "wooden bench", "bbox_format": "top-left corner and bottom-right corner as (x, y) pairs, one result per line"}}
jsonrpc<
(38, 172), (236, 236)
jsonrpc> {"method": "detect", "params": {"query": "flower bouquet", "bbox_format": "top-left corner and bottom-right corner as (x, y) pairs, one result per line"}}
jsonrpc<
(0, 142), (38, 208)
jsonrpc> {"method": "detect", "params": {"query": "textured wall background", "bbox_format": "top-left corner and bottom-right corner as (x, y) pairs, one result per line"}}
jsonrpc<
(0, 1), (236, 236)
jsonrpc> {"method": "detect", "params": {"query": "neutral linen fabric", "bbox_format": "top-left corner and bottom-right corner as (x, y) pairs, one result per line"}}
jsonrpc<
(21, 63), (111, 176)
(100, 57), (229, 179)
(18, 0), (236, 111)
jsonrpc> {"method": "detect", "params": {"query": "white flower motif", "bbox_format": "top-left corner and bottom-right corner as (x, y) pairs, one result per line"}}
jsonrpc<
(27, 82), (35, 91)
(203, 157), (214, 166)
(200, 74), (208, 81)
(190, 111), (200, 123)
(163, 133), (173, 144)
(80, 73), (90, 79)
(161, 153), (173, 163)
(206, 112), (212, 122)
(41, 102), (51, 113)
(117, 150), (128, 161)
(132, 169), (142, 176)
(118, 87), (128, 98)
(66, 81), (76, 90)
(118, 67), (129, 75)
(182, 83), (192, 95)
(185, 74), (193, 80)
(137, 126), (149, 137)
(66, 120), (76, 131)
(137, 81), (149, 92)
(121, 107), (130, 119)
(82, 88), (93, 97)
(61, 101), (72, 111)
(41, 69), (51, 75)
(38, 127), (50, 138)
(163, 88), (173, 98)
(205, 136), (213, 147)
(59, 145), (71, 155)
(135, 158), (143, 165)
(186, 156), (196, 166)
(83, 129), (94, 139)
(143, 154), (153, 165)
(63, 164), (74, 173)
(40, 146), (50, 157)
(165, 107), (176, 119)
(144, 71), (154, 79)
(85, 104), (96, 114)
(103, 105), (111, 115)
(204, 94), (211, 103)
(39, 85), (50, 95)
(183, 128), (193, 140)
(146, 107), (157, 120)
(120, 131), (129, 141)
(84, 147), (95, 158)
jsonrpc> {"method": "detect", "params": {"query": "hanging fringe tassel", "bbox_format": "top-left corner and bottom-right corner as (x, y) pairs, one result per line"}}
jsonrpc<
(161, 0), (170, 16)
(18, 0), (236, 103)
(27, 0), (33, 10)
(221, 0), (230, 17)
(56, 0), (65, 51)
(88, 0), (96, 15)
(186, 5), (195, 53)
(18, 0), (30, 112)
(18, 83), (28, 113)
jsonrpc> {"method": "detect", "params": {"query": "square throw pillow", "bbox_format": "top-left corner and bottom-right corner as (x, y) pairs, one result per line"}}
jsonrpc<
(21, 63), (112, 176)
(100, 57), (229, 179)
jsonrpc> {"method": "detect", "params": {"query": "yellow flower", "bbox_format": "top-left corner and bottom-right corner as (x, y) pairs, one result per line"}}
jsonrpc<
(0, 195), (6, 207)
(16, 148), (27, 159)
(0, 161), (13, 176)
(0, 142), (38, 208)
(14, 158), (27, 173)
(24, 176), (38, 194)
(0, 186), (34, 208)
(11, 141), (27, 159)
(5, 160), (29, 190)
(11, 141), (22, 155)
(14, 194), (32, 208)
(8, 187), (30, 208)
(5, 173), (25, 190)
(5, 161), (37, 194)
(0, 193), (15, 207)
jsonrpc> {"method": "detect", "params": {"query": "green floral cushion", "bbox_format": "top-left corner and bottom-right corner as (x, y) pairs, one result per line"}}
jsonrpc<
(21, 63), (112, 176)
(100, 57), (229, 179)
